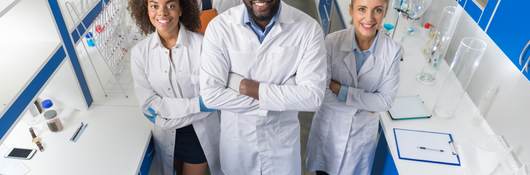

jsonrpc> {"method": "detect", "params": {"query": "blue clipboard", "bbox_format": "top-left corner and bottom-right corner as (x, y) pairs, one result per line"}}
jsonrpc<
(393, 128), (461, 166)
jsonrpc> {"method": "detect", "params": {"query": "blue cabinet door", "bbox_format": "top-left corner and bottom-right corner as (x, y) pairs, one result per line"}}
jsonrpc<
(463, 0), (483, 22)
(486, 0), (530, 80)
(459, 0), (501, 30)
(458, 0), (467, 7)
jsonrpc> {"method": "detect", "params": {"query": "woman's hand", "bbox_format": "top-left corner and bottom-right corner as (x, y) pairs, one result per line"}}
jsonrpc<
(329, 79), (341, 96)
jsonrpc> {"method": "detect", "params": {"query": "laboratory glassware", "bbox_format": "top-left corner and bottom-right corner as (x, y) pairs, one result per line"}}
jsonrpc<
(404, 0), (431, 35)
(417, 6), (459, 84)
(433, 37), (487, 118)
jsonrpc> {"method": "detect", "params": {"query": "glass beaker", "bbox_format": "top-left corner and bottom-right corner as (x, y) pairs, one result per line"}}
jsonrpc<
(417, 6), (459, 84)
(433, 38), (487, 118)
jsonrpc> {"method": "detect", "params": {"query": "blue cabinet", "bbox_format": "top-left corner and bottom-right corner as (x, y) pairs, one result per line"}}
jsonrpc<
(459, 0), (530, 80)
(459, 0), (500, 30)
(486, 0), (530, 79)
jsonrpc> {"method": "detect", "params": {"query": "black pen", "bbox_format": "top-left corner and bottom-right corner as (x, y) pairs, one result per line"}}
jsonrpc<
(417, 146), (445, 152)
(70, 122), (85, 142)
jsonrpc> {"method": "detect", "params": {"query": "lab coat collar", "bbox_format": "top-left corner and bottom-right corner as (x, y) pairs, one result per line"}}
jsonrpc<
(236, 1), (295, 26)
(149, 23), (189, 49)
(342, 28), (382, 78)
(357, 31), (380, 77)
(340, 28), (380, 52)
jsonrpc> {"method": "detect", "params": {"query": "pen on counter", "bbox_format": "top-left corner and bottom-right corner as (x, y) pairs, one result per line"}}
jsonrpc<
(29, 127), (44, 152)
(70, 122), (85, 142)
(417, 146), (444, 153)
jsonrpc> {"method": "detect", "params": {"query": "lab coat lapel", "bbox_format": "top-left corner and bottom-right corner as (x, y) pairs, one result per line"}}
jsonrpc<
(343, 53), (358, 87)
(340, 29), (358, 86)
(357, 54), (375, 78)
(261, 22), (282, 46)
(357, 31), (382, 79)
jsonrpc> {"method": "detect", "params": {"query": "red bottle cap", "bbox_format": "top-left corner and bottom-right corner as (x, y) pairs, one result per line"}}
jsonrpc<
(96, 25), (105, 33)
(424, 22), (432, 29)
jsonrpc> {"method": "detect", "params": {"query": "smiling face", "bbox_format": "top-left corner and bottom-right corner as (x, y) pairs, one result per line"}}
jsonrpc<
(350, 0), (388, 40)
(243, 0), (281, 22)
(147, 0), (182, 36)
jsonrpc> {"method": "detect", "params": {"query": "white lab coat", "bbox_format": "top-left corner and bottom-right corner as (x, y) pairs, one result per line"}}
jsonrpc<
(306, 29), (401, 175)
(200, 2), (327, 175)
(130, 25), (223, 175)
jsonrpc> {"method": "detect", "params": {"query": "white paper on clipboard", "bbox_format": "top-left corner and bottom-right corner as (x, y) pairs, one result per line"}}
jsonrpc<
(393, 128), (461, 166)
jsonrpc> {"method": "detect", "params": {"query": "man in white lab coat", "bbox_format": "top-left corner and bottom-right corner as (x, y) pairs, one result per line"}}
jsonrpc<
(199, 0), (327, 174)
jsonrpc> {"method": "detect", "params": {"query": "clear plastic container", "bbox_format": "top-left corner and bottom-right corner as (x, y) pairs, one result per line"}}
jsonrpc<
(43, 109), (63, 132)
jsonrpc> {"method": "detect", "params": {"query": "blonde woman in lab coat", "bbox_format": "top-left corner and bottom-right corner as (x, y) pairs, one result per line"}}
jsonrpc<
(129, 0), (222, 175)
(306, 0), (402, 174)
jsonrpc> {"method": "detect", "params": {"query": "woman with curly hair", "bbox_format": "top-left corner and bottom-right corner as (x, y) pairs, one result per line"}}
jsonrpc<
(129, 0), (222, 174)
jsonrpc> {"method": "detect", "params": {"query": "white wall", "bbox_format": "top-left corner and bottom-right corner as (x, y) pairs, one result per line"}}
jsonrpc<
(39, 57), (87, 111)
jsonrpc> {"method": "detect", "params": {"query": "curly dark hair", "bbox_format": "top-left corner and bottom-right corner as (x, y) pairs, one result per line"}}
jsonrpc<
(128, 0), (201, 35)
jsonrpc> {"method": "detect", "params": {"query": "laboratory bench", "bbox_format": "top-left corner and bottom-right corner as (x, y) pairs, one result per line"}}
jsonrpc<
(371, 9), (511, 175)
(0, 105), (153, 174)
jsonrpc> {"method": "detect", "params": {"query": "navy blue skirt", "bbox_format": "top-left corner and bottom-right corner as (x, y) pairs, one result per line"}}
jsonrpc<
(174, 125), (207, 164)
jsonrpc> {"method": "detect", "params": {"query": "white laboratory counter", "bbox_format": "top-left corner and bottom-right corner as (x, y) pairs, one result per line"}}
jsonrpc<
(0, 105), (152, 175)
(375, 13), (510, 175)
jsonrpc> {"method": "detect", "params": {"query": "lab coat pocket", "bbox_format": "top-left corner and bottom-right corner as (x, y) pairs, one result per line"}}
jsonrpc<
(277, 112), (299, 146)
(267, 46), (299, 76)
(263, 46), (300, 81)
(228, 49), (255, 76)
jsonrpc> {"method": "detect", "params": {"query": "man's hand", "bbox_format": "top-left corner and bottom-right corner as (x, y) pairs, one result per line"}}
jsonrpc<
(240, 79), (260, 100)
(329, 79), (341, 96)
